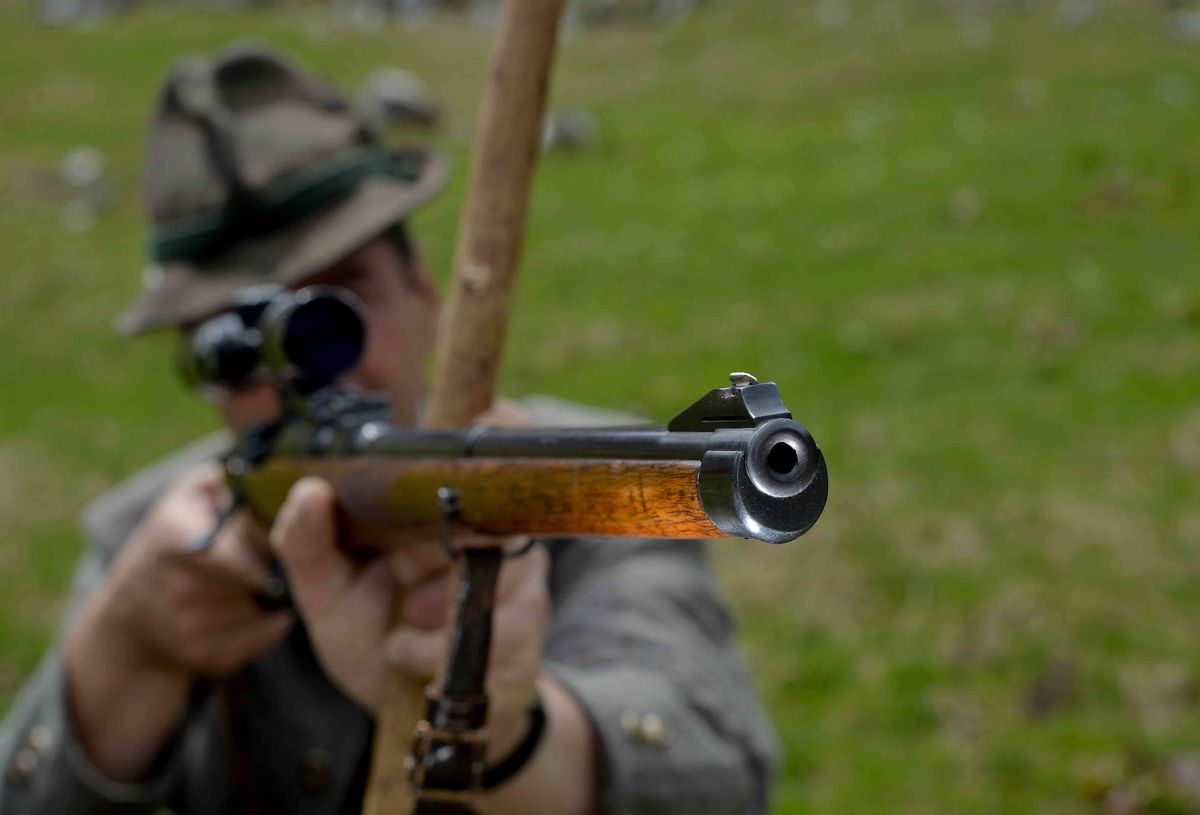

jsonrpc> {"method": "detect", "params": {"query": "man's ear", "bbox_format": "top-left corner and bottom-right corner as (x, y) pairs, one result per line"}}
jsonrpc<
(403, 248), (441, 360)
(413, 265), (439, 307)
(405, 245), (440, 307)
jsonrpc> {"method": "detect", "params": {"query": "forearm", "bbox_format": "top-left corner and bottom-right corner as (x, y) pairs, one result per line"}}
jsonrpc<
(0, 619), (191, 815)
(477, 674), (597, 815)
(64, 588), (193, 783)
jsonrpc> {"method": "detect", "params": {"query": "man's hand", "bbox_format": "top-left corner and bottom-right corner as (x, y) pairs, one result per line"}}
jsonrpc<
(64, 464), (294, 781)
(270, 477), (549, 756)
(247, 397), (595, 813)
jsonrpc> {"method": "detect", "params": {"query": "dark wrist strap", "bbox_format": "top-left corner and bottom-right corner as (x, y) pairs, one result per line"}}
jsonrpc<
(480, 695), (547, 790)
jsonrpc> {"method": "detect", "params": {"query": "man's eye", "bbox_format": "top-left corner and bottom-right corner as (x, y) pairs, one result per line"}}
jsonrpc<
(336, 268), (368, 285)
(335, 270), (373, 298)
(346, 281), (376, 302)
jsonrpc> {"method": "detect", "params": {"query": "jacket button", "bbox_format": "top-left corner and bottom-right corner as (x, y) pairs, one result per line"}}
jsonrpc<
(619, 711), (669, 749)
(298, 748), (333, 796)
(7, 746), (39, 785)
(27, 725), (53, 754)
(639, 713), (669, 748)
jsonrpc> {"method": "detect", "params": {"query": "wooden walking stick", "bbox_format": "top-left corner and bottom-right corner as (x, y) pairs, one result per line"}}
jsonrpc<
(361, 1), (565, 812)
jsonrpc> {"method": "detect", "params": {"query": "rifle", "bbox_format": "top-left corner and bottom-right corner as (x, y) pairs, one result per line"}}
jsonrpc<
(184, 286), (829, 546)
(230, 373), (828, 548)
(183, 285), (830, 808)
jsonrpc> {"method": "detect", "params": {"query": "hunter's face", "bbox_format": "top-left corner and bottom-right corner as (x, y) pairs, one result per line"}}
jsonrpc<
(216, 235), (439, 431)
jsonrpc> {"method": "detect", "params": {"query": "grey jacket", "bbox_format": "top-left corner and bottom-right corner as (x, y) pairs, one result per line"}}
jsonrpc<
(0, 400), (778, 815)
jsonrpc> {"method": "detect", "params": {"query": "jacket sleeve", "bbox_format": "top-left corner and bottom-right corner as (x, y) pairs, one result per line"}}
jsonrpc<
(0, 435), (229, 815)
(0, 550), (188, 815)
(542, 537), (779, 815)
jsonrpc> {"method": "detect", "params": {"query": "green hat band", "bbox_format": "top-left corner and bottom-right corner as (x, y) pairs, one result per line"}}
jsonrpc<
(149, 147), (423, 264)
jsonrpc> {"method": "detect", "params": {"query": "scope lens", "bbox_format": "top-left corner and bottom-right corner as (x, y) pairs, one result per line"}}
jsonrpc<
(178, 313), (260, 389)
(275, 289), (366, 392)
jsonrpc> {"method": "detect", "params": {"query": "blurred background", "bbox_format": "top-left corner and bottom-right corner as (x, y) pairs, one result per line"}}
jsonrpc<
(2, 0), (1200, 811)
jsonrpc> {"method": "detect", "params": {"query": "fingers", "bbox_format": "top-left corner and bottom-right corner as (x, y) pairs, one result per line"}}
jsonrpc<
(197, 611), (294, 678)
(385, 627), (444, 681)
(109, 465), (298, 679)
(147, 467), (227, 549)
(270, 478), (354, 618)
(270, 482), (401, 710)
(197, 514), (272, 588)
(160, 519), (273, 598)
(386, 543), (549, 688)
(491, 545), (550, 656)
(176, 462), (225, 496)
(154, 466), (273, 592)
(399, 571), (453, 630)
(380, 526), (526, 591)
(390, 538), (540, 630)
(473, 398), (532, 429)
(230, 509), (273, 561)
(224, 611), (294, 658)
(184, 596), (267, 631)
(386, 532), (451, 589)
(495, 539), (547, 603)
(171, 464), (231, 530)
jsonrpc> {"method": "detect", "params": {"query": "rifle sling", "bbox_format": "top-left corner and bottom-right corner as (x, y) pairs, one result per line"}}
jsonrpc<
(410, 547), (503, 814)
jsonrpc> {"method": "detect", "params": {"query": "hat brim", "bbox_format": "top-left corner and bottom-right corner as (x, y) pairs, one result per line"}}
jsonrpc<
(118, 151), (448, 336)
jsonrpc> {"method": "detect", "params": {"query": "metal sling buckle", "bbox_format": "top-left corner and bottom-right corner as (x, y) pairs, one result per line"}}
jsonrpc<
(407, 488), (500, 808)
(407, 689), (490, 802)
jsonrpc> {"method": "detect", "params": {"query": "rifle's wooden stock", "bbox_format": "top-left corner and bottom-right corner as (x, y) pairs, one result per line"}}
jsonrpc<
(242, 458), (725, 541)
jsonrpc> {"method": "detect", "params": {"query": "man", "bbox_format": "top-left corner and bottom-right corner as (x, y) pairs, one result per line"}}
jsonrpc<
(0, 45), (777, 814)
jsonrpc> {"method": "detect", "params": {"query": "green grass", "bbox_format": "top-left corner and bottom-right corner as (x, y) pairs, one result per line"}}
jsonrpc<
(3, 1), (1200, 811)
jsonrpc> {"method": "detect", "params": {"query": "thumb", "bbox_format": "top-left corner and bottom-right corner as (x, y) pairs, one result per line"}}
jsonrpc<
(270, 478), (353, 619)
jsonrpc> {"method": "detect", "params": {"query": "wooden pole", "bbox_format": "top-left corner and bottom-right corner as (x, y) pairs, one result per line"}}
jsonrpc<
(361, 1), (564, 812)
(424, 0), (566, 429)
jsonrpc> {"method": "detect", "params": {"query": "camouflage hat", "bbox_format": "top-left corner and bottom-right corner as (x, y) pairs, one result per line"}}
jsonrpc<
(119, 44), (448, 335)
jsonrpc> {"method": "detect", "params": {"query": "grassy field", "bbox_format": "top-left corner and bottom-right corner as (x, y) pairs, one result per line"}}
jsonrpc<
(3, 0), (1200, 811)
